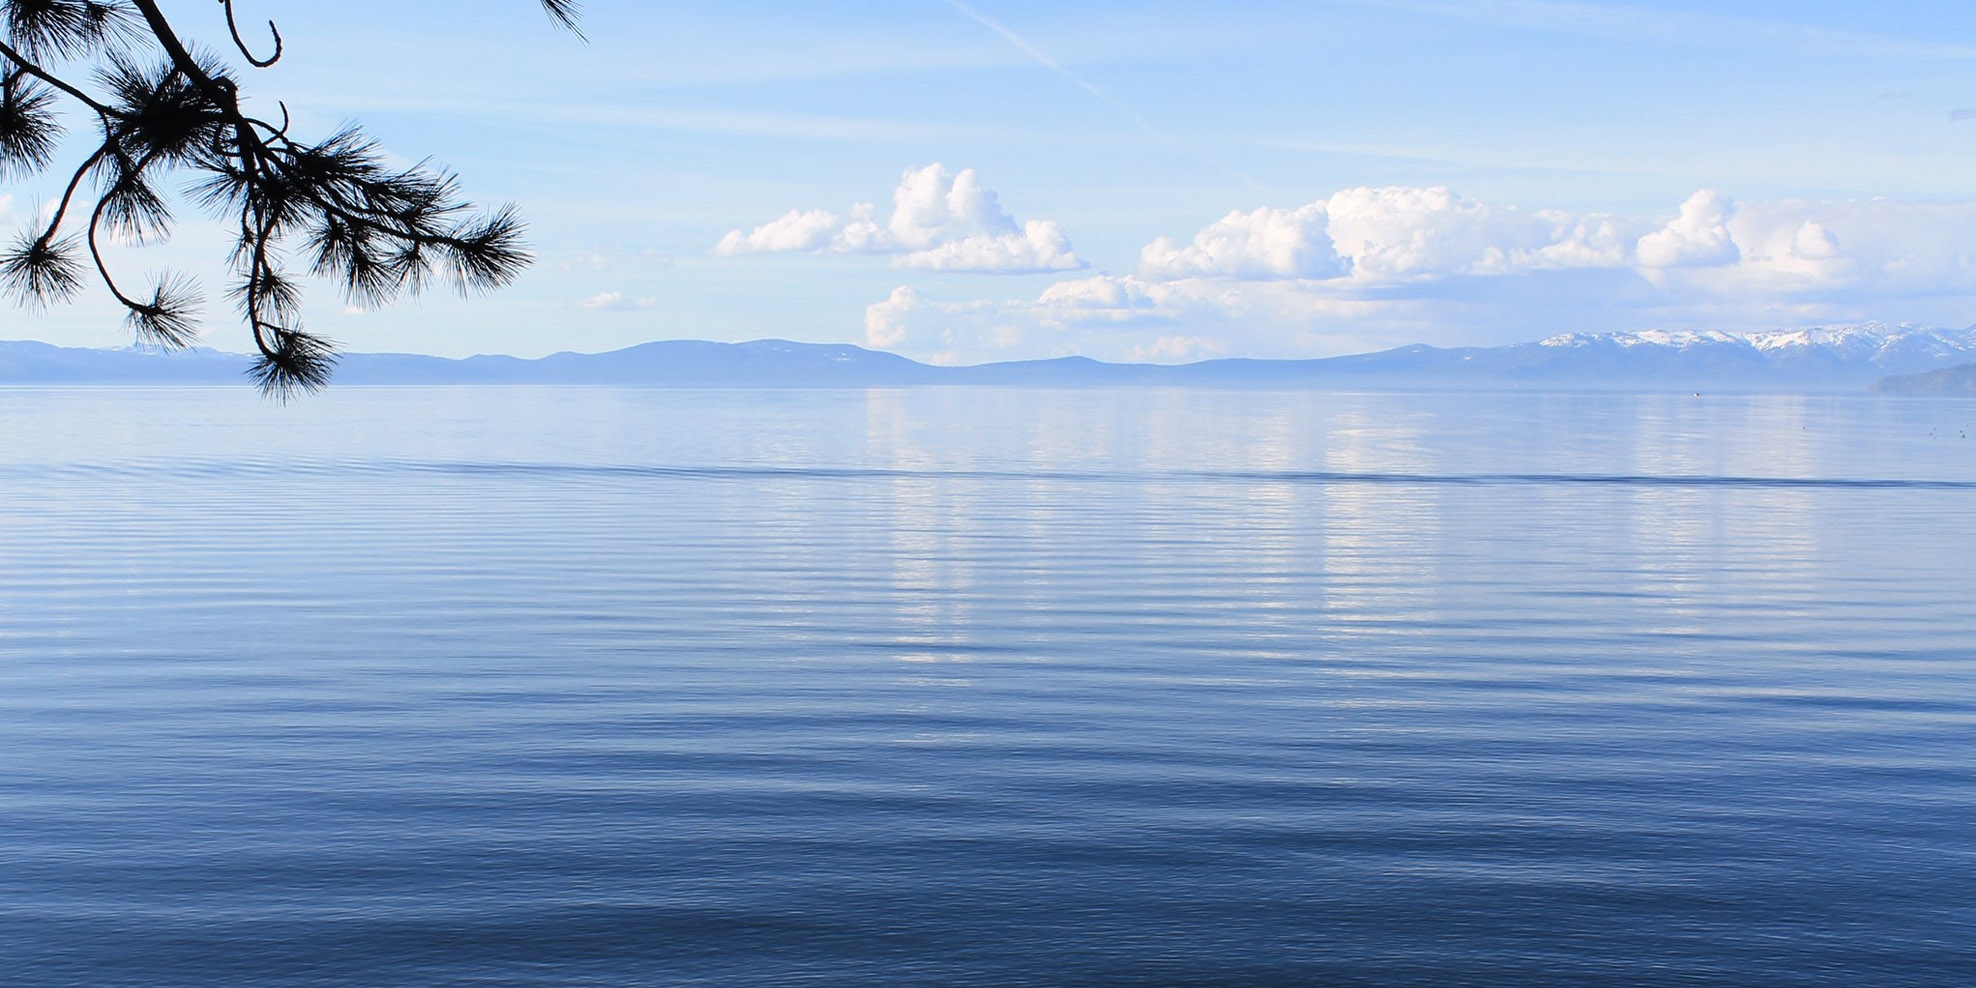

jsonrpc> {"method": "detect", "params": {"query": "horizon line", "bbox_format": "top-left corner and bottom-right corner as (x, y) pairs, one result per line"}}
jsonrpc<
(3, 318), (1965, 367)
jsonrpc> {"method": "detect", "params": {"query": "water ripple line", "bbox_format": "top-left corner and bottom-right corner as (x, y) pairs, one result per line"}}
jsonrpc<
(7, 457), (1976, 491)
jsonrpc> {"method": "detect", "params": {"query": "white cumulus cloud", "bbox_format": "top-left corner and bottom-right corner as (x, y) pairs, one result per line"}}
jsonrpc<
(1327, 186), (1541, 279)
(892, 220), (1081, 274)
(861, 187), (1976, 365)
(715, 208), (847, 255)
(715, 164), (1086, 274)
(886, 163), (1008, 250)
(864, 286), (919, 348)
(1139, 187), (1643, 283)
(1140, 203), (1341, 280)
(1636, 189), (1740, 268)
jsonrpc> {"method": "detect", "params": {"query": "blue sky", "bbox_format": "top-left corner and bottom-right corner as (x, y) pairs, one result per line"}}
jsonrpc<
(9, 0), (1976, 361)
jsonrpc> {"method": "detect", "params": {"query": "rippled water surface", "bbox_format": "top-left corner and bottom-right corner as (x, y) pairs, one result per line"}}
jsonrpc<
(3, 387), (1974, 987)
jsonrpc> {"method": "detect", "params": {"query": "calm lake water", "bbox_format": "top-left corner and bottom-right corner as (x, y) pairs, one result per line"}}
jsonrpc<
(2, 387), (1974, 987)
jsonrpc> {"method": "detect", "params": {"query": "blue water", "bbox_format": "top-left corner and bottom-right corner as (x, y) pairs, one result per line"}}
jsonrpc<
(3, 387), (1974, 987)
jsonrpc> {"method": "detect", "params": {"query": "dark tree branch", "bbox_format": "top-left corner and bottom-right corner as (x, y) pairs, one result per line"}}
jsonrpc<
(1, 0), (583, 395)
(219, 0), (279, 68)
(1, 36), (120, 116)
(40, 137), (110, 241)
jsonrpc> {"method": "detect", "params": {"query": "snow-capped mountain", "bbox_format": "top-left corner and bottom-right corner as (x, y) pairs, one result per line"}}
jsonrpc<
(1505, 322), (1976, 389)
(1540, 322), (1976, 365)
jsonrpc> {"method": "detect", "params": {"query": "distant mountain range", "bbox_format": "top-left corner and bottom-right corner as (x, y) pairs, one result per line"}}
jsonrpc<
(6, 322), (1976, 392)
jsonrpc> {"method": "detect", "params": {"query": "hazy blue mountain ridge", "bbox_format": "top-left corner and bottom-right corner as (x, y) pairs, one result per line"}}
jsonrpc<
(1872, 363), (1976, 396)
(5, 322), (1974, 390)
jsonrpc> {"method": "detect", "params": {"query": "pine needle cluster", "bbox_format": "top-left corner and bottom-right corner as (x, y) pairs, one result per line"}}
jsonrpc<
(1, 0), (580, 396)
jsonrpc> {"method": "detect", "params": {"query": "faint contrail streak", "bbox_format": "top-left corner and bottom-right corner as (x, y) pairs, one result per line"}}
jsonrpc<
(945, 0), (1166, 139)
(943, 0), (1265, 191)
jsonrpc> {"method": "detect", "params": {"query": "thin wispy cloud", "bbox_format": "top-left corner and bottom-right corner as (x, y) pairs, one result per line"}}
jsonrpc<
(579, 292), (657, 312)
(1326, 0), (1976, 60)
(942, 0), (1265, 191)
(943, 0), (1167, 142)
(313, 98), (970, 142)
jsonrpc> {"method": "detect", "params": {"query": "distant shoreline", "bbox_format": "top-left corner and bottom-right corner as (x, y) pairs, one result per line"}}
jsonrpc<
(6, 323), (1976, 394)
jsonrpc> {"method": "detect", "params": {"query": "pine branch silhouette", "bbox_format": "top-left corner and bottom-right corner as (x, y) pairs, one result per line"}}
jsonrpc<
(1, 0), (582, 397)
